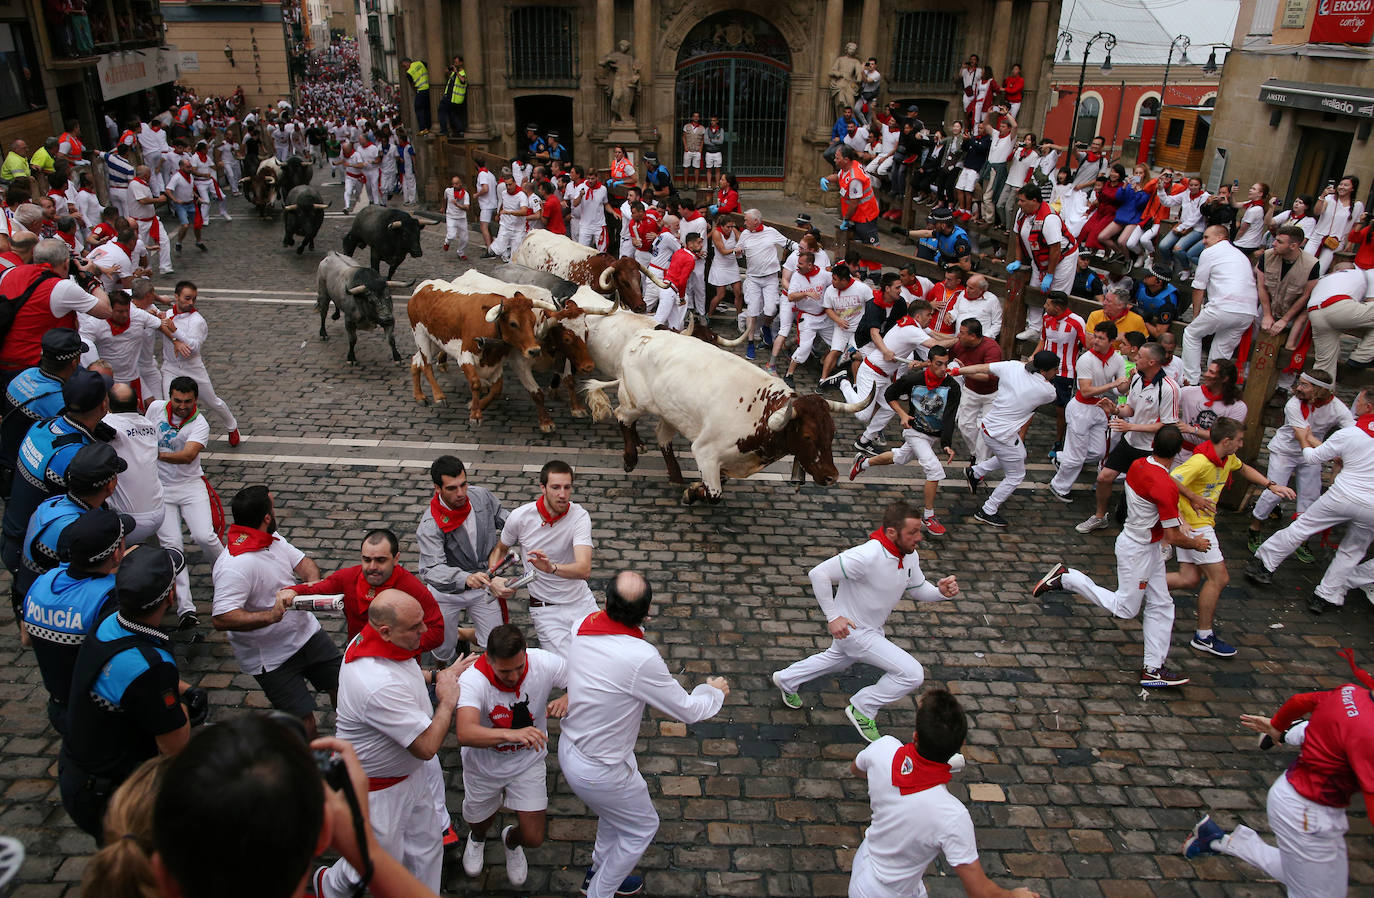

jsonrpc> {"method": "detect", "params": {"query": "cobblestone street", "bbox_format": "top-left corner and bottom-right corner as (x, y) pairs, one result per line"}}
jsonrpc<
(2, 178), (1370, 898)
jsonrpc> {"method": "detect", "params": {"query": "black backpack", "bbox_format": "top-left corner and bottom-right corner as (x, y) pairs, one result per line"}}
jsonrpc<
(0, 268), (62, 348)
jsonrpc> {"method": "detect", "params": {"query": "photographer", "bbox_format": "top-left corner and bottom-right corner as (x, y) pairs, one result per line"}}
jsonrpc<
(154, 715), (447, 898)
(58, 545), (203, 839)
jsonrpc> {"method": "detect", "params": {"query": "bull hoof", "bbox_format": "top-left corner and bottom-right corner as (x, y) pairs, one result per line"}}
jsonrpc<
(332, 309), (341, 320)
(682, 486), (699, 505)
(347, 358), (357, 366)
(623, 455), (639, 473)
(416, 397), (430, 406)
(319, 334), (329, 342)
(297, 245), (306, 256)
(570, 406), (588, 418)
(468, 417), (481, 428)
(540, 423), (556, 434)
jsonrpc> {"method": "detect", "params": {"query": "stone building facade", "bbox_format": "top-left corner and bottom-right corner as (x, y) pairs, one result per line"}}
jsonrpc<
(397, 0), (1064, 203)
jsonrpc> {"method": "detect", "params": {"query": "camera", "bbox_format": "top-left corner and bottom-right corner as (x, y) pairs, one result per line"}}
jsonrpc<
(314, 748), (350, 791)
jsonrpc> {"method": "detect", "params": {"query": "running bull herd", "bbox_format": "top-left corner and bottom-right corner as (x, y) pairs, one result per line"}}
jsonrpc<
(301, 215), (872, 502)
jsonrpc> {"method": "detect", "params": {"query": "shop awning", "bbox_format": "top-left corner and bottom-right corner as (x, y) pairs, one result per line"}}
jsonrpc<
(1258, 79), (1374, 119)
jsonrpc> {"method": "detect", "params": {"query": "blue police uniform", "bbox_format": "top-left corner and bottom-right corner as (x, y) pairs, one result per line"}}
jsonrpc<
(1, 416), (97, 584)
(1134, 281), (1181, 326)
(645, 164), (674, 194)
(917, 225), (972, 267)
(528, 136), (547, 156)
(23, 564), (116, 733)
(19, 494), (92, 597)
(0, 367), (66, 489)
(59, 611), (184, 837)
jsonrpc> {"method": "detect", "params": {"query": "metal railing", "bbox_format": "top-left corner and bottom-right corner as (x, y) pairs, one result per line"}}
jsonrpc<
(507, 6), (577, 88)
(888, 13), (960, 86)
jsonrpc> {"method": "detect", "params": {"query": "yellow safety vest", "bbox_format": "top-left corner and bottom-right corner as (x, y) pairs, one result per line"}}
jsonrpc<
(447, 68), (467, 104)
(407, 60), (429, 91)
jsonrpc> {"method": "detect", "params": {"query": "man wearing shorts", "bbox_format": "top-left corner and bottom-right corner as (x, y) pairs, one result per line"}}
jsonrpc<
(164, 159), (205, 253)
(475, 161), (500, 257)
(211, 485), (340, 738)
(681, 112), (705, 191)
(455, 624), (568, 887)
(703, 117), (725, 184)
(733, 209), (790, 360)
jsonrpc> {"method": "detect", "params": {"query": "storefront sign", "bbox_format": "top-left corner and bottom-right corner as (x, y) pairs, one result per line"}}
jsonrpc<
(1310, 0), (1374, 43)
(96, 47), (179, 100)
(1259, 80), (1374, 118)
(1282, 0), (1309, 28)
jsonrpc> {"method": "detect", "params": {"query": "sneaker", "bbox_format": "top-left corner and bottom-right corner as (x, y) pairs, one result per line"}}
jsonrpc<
(441, 823), (459, 847)
(923, 515), (946, 536)
(1306, 594), (1334, 615)
(177, 611), (199, 631)
(580, 871), (645, 896)
(1182, 815), (1225, 859)
(772, 671), (802, 709)
(745, 341), (756, 360)
(1015, 327), (1039, 341)
(1032, 562), (1068, 597)
(845, 704), (881, 742)
(228, 428), (242, 447)
(1048, 488), (1073, 503)
(973, 509), (1007, 527)
(1294, 543), (1315, 564)
(964, 466), (981, 494)
(1140, 666), (1190, 688)
(818, 370), (849, 389)
(1190, 632), (1237, 658)
(220, 213), (232, 221)
(1247, 531), (1263, 553)
(1075, 515), (1108, 534)
(782, 374), (796, 390)
(1244, 560), (1273, 586)
(760, 324), (773, 345)
(459, 254), (468, 261)
(462, 835), (485, 877)
(442, 242), (450, 251)
(480, 250), (498, 259)
(309, 866), (327, 897)
(175, 242), (183, 253)
(765, 361), (777, 375)
(196, 242), (208, 252)
(849, 454), (866, 482)
(501, 825), (527, 887)
(1346, 357), (1374, 370)
(854, 437), (877, 456)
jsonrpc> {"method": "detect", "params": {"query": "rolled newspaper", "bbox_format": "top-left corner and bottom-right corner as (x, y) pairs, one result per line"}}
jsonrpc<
(289, 596), (345, 613)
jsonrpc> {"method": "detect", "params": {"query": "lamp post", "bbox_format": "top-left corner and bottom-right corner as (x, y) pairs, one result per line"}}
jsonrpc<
(1149, 34), (1189, 164)
(1068, 30), (1116, 148)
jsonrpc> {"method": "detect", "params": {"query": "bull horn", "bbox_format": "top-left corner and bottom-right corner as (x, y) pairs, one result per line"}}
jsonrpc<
(531, 298), (559, 313)
(825, 384), (877, 414)
(716, 329), (748, 348)
(767, 399), (795, 432)
(385, 279), (413, 288)
(316, 201), (332, 209)
(264, 176), (276, 183)
(283, 203), (298, 211)
(597, 267), (615, 291)
(388, 220), (404, 229)
(682, 311), (694, 333)
(637, 262), (668, 289)
(416, 221), (432, 228)
(347, 284), (369, 295)
(484, 303), (504, 323)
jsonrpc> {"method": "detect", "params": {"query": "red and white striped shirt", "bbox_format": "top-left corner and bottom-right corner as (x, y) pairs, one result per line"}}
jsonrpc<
(1040, 310), (1086, 379)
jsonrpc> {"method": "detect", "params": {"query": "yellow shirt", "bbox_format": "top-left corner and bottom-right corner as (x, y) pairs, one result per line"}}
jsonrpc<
(406, 60), (429, 91)
(1, 151), (30, 182)
(1172, 448), (1242, 528)
(1085, 309), (1148, 352)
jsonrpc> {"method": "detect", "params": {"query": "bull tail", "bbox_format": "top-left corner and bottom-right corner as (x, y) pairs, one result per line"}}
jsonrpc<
(580, 378), (620, 423)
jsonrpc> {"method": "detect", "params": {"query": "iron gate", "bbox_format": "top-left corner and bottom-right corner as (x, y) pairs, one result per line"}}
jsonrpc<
(674, 56), (790, 179)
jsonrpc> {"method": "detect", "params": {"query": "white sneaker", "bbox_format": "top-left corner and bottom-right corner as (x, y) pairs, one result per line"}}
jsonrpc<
(1015, 327), (1038, 342)
(502, 825), (527, 887)
(947, 752), (966, 773)
(462, 835), (485, 877)
(1075, 515), (1109, 534)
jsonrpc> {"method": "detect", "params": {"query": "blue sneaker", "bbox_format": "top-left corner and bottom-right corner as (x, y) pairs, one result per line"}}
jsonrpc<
(580, 870), (645, 895)
(1190, 632), (1237, 658)
(745, 341), (756, 360)
(760, 324), (774, 345)
(1182, 815), (1225, 858)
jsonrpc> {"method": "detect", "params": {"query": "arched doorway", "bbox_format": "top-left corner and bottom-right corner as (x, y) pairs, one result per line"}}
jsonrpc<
(675, 12), (790, 181)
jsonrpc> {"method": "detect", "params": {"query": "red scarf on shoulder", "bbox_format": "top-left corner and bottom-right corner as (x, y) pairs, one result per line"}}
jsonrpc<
(890, 742), (952, 795)
(226, 525), (276, 556)
(475, 653), (528, 692)
(429, 491), (471, 533)
(344, 624), (417, 663)
(576, 610), (644, 639)
(869, 529), (904, 568)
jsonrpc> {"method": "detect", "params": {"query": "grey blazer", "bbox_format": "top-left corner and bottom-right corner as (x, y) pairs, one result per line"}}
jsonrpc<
(416, 485), (508, 595)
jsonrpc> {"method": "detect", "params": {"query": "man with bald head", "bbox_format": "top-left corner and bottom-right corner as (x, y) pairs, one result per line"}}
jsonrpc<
(103, 381), (164, 541)
(1181, 224), (1259, 385)
(559, 571), (729, 897)
(315, 588), (469, 898)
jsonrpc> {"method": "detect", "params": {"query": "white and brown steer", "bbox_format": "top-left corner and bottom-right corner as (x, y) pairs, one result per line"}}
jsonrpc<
(513, 229), (665, 314)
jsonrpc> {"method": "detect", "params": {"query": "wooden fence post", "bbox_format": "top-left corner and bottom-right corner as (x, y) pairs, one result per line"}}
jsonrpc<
(1001, 271), (1029, 359)
(1220, 330), (1285, 510)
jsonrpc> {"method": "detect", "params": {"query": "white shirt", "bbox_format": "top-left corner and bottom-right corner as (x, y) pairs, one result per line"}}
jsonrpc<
(1191, 241), (1259, 315)
(476, 169), (499, 209)
(1304, 422), (1374, 495)
(735, 226), (789, 278)
(499, 501), (595, 606)
(823, 280), (870, 328)
(1124, 369), (1181, 451)
(498, 187), (530, 219)
(854, 736), (979, 894)
(787, 269), (829, 316)
(146, 399), (210, 483)
(1074, 349), (1125, 402)
(560, 614), (724, 767)
(138, 123), (169, 155)
(357, 142), (381, 171)
(1307, 268), (1372, 311)
(336, 653), (430, 778)
(842, 128), (870, 154)
(457, 648), (567, 781)
(1270, 394), (1353, 457)
(81, 307), (161, 382)
(1005, 147), (1040, 188)
(861, 321), (932, 375)
(1160, 189), (1210, 231)
(949, 292), (1002, 339)
(1234, 203), (1267, 249)
(162, 308), (209, 365)
(987, 131), (1014, 165)
(103, 410), (163, 516)
(444, 187), (469, 218)
(165, 172), (195, 204)
(977, 360), (1056, 442)
(126, 180), (159, 220)
(808, 537), (943, 630)
(85, 242), (134, 293)
(211, 535), (317, 674)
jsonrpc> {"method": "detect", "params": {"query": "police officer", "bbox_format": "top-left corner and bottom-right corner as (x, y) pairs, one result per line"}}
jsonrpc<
(0, 328), (86, 498)
(909, 206), (972, 271)
(59, 543), (197, 839)
(18, 442), (126, 602)
(23, 507), (132, 734)
(401, 57), (431, 135)
(1133, 265), (1182, 339)
(2, 369), (113, 626)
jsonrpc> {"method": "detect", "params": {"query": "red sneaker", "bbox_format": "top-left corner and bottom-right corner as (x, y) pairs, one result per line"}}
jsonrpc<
(923, 516), (946, 536)
(442, 242), (450, 251)
(228, 428), (241, 447)
(849, 454), (865, 481)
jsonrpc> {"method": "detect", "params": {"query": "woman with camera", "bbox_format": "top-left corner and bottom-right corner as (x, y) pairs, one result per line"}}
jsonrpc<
(1308, 175), (1364, 275)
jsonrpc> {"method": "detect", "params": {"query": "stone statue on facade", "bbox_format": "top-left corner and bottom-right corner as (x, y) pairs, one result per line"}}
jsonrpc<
(828, 41), (863, 117)
(600, 40), (642, 124)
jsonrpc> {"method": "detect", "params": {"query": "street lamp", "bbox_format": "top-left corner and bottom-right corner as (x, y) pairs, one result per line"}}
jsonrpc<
(1202, 48), (1220, 74)
(1069, 31), (1117, 147)
(1149, 34), (1190, 164)
(1057, 30), (1073, 63)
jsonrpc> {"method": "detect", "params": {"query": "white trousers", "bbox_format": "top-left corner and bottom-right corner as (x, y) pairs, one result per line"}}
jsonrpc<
(364, 168), (381, 204)
(971, 429), (1026, 515)
(654, 287), (686, 331)
(1050, 399), (1109, 494)
(743, 273), (780, 319)
(1221, 774), (1349, 898)
(955, 391), (994, 461)
(1257, 486), (1374, 573)
(344, 175), (367, 209)
(491, 220), (526, 260)
(1126, 223), (1159, 256)
(126, 507), (165, 544)
(528, 595), (599, 657)
(774, 626), (924, 718)
(1315, 524), (1372, 605)
(162, 360), (238, 431)
(194, 179), (229, 219)
(1253, 450), (1321, 521)
(579, 223), (609, 253)
(559, 739), (658, 898)
(791, 314), (832, 364)
(1063, 533), (1173, 669)
(156, 477), (223, 615)
(402, 172), (417, 205)
(444, 214), (469, 251)
(688, 263), (707, 315)
(848, 841), (924, 898)
(139, 333), (162, 400)
(143, 152), (166, 194)
(891, 429), (945, 482)
(1182, 306), (1255, 385)
(431, 587), (506, 659)
(109, 186), (129, 218)
(635, 251), (655, 308)
(320, 772), (445, 898)
(134, 217), (173, 274)
(840, 364), (897, 441)
(776, 300), (797, 340)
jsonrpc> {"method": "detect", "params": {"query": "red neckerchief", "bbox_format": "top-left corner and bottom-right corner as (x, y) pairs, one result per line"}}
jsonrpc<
(1299, 393), (1334, 418)
(1245, 199), (1264, 209)
(133, 177), (149, 187)
(1188, 188), (1202, 199)
(749, 223), (764, 232)
(343, 623), (417, 663)
(80, 187), (95, 194)
(923, 368), (945, 390)
(1017, 147), (1033, 160)
(1104, 307), (1127, 322)
(355, 565), (400, 603)
(164, 402), (200, 431)
(429, 491), (471, 533)
(1291, 213), (1305, 223)
(1084, 151), (1101, 163)
(225, 524), (277, 556)
(1200, 384), (1223, 407)
(894, 315), (918, 328)
(1195, 440), (1226, 468)
(1043, 309), (1071, 331)
(576, 610), (645, 638)
(1090, 347), (1114, 364)
(536, 495), (568, 526)
(58, 231), (76, 249)
(1337, 648), (1374, 690)
(196, 152), (209, 162)
(890, 742), (953, 795)
(868, 529), (904, 568)
(109, 317), (131, 336)
(1356, 413), (1374, 438)
(872, 288), (894, 310)
(475, 653), (528, 693)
